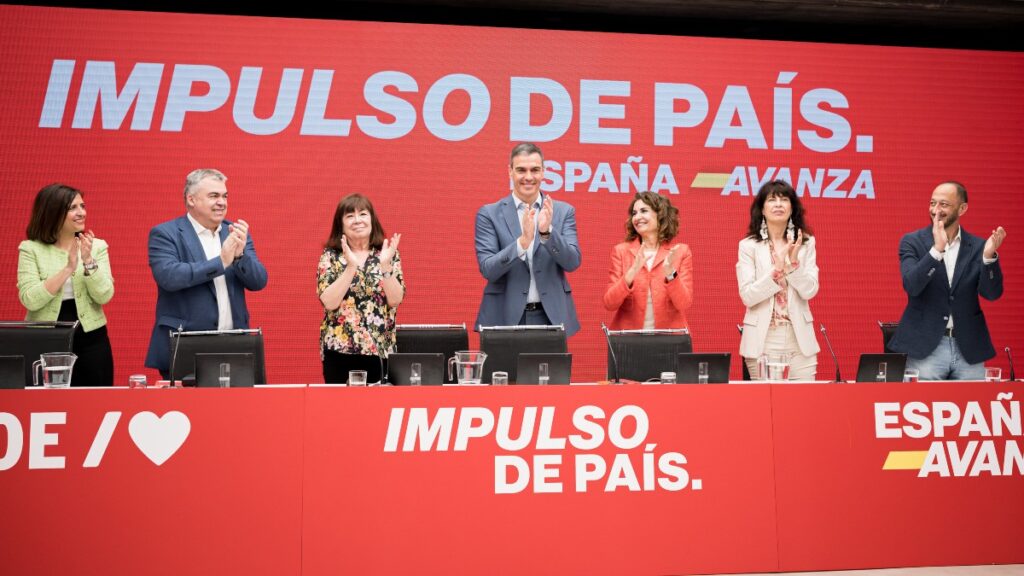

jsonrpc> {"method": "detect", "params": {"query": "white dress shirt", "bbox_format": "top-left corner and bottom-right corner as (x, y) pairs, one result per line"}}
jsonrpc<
(187, 213), (233, 330)
(513, 194), (545, 304)
(928, 226), (997, 331)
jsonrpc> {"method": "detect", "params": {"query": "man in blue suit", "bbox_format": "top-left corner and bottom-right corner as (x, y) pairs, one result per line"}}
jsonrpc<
(474, 143), (581, 336)
(889, 181), (1007, 380)
(145, 169), (268, 377)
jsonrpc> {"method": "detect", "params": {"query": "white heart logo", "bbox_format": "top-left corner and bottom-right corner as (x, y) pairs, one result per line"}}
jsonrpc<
(128, 411), (191, 466)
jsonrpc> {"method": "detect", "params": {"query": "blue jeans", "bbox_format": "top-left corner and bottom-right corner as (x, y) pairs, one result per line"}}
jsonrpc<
(907, 336), (985, 380)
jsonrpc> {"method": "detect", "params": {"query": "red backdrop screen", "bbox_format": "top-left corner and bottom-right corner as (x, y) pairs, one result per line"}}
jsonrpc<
(1, 6), (1022, 383)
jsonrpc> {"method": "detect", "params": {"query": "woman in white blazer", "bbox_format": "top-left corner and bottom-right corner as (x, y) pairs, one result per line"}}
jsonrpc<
(737, 180), (820, 380)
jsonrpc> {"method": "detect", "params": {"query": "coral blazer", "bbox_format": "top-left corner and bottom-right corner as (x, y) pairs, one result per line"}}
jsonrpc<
(603, 239), (693, 330)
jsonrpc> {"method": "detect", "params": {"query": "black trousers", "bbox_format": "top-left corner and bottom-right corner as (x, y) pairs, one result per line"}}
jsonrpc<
(322, 349), (386, 384)
(58, 299), (114, 387)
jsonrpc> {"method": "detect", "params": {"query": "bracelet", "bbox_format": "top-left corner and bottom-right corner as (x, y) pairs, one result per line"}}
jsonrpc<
(538, 230), (551, 237)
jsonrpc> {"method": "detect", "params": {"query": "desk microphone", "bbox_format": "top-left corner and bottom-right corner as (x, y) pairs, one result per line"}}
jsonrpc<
(602, 323), (620, 384)
(1006, 347), (1017, 382)
(819, 324), (842, 383)
(168, 325), (184, 384)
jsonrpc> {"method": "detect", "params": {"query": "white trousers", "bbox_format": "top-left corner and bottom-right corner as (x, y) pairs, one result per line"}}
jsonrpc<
(744, 322), (818, 380)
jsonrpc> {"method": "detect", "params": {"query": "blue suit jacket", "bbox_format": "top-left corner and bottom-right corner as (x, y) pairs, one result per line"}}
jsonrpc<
(145, 216), (268, 371)
(889, 225), (1002, 364)
(474, 194), (582, 335)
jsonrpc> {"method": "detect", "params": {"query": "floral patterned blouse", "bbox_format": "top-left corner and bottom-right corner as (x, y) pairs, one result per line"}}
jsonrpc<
(768, 244), (796, 326)
(317, 247), (404, 359)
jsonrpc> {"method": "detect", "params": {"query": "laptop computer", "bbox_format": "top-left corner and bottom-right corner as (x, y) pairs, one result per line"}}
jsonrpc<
(388, 352), (445, 385)
(856, 353), (907, 382)
(195, 353), (256, 387)
(515, 353), (572, 384)
(676, 353), (731, 384)
(0, 355), (25, 389)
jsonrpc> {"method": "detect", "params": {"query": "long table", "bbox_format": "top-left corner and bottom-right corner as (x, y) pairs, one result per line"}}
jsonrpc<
(1, 382), (1021, 575)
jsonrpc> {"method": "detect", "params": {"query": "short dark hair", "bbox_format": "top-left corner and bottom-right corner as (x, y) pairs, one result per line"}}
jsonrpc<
(26, 183), (82, 244)
(510, 142), (543, 166)
(940, 180), (968, 204)
(624, 191), (680, 243)
(325, 194), (386, 251)
(745, 180), (813, 240)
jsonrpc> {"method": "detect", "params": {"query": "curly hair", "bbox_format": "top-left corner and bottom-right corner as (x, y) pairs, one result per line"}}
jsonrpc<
(624, 191), (679, 243)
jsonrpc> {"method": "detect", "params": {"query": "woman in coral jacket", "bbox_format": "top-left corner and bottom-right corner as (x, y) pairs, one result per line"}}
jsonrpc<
(736, 179), (820, 380)
(603, 191), (693, 330)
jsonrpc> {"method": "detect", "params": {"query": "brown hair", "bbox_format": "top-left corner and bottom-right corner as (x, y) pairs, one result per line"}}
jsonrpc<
(26, 183), (82, 244)
(624, 191), (679, 243)
(325, 194), (386, 251)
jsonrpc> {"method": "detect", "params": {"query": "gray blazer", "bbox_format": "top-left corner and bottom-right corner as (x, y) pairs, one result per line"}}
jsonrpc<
(474, 194), (581, 335)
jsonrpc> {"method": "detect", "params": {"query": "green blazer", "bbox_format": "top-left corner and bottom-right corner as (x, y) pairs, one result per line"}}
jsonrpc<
(17, 238), (115, 332)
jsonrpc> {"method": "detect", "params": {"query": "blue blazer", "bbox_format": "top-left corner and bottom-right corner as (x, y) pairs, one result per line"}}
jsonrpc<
(145, 216), (268, 371)
(889, 225), (1003, 364)
(474, 194), (582, 335)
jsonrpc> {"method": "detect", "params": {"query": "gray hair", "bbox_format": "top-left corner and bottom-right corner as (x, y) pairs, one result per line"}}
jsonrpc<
(183, 168), (227, 202)
(509, 142), (543, 166)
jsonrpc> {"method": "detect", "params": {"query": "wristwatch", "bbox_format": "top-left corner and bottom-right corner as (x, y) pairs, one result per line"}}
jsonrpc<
(83, 260), (98, 276)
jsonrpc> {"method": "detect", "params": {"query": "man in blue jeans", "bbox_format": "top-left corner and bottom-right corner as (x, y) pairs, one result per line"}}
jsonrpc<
(888, 181), (1007, 380)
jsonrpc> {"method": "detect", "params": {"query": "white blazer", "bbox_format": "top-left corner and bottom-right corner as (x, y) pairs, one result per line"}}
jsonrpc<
(736, 235), (821, 358)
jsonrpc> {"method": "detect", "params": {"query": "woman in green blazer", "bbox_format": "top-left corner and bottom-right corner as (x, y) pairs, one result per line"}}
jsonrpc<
(17, 184), (115, 386)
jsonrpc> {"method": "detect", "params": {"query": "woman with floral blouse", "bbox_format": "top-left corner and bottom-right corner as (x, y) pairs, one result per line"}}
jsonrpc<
(317, 194), (404, 384)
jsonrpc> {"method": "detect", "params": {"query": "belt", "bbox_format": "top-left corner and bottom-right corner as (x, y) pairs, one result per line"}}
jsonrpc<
(524, 302), (544, 311)
(944, 328), (954, 337)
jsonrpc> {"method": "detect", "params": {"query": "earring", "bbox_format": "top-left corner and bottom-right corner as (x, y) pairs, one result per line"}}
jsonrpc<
(786, 218), (795, 240)
(759, 218), (768, 240)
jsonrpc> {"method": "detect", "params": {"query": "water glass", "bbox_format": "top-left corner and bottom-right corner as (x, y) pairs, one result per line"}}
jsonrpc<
(492, 371), (509, 385)
(219, 363), (231, 388)
(876, 362), (888, 382)
(349, 370), (367, 386)
(766, 355), (789, 382)
(128, 374), (148, 389)
(410, 362), (422, 386)
(902, 369), (919, 383)
(538, 362), (550, 385)
(698, 362), (709, 384)
(660, 371), (676, 384)
(985, 367), (1002, 382)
